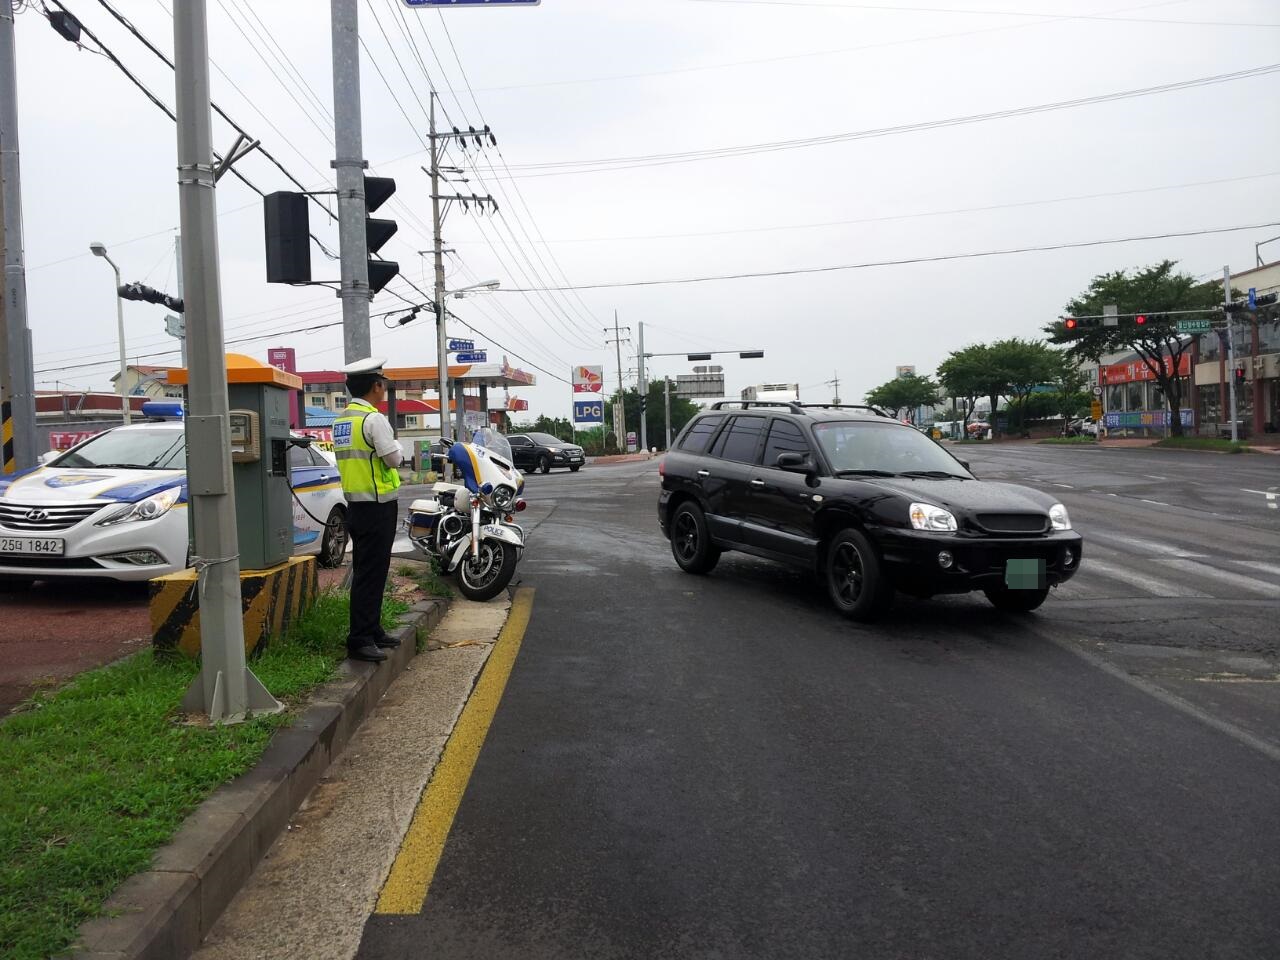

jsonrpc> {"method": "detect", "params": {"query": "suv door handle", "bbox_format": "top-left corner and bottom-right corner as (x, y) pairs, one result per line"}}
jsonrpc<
(749, 479), (766, 487)
(696, 469), (710, 478)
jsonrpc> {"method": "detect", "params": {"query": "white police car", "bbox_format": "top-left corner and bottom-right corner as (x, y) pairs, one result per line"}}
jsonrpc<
(0, 403), (348, 585)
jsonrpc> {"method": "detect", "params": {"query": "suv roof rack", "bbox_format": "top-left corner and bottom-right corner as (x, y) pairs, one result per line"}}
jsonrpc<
(797, 403), (892, 418)
(709, 400), (804, 413)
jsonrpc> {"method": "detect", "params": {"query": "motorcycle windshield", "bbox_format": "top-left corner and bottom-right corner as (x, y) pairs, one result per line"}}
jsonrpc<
(472, 428), (514, 465)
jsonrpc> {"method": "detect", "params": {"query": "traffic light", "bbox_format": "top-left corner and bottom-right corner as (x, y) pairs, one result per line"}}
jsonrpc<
(118, 282), (184, 313)
(1134, 314), (1147, 326)
(264, 191), (311, 284)
(1063, 317), (1101, 331)
(739, 350), (765, 359)
(1234, 366), (1246, 388)
(364, 176), (399, 295)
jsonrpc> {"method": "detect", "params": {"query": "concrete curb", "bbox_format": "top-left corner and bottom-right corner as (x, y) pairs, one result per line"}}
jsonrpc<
(66, 597), (450, 960)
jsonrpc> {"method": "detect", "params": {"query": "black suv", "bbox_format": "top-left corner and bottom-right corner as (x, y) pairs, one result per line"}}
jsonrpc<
(508, 433), (586, 474)
(658, 402), (1082, 621)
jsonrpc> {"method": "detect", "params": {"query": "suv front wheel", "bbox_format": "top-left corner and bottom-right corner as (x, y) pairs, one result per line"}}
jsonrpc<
(825, 527), (893, 622)
(670, 501), (720, 574)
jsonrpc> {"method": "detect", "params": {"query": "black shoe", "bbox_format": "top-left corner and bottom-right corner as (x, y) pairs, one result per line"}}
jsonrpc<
(375, 634), (402, 649)
(348, 644), (388, 663)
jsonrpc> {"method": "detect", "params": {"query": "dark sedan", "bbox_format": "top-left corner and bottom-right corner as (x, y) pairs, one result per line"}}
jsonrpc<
(658, 402), (1082, 621)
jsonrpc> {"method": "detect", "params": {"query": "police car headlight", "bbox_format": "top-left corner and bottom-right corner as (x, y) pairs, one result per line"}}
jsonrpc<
(96, 487), (182, 526)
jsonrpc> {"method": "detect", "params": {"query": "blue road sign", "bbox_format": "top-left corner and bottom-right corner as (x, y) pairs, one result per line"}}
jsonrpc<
(447, 339), (475, 352)
(1248, 287), (1257, 310)
(404, 0), (539, 6)
(573, 400), (604, 424)
(455, 351), (488, 364)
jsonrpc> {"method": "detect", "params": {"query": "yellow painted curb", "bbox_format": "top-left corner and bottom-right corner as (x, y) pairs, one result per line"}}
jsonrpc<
(375, 586), (535, 915)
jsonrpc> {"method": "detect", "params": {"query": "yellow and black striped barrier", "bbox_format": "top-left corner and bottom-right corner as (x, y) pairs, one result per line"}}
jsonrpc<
(2, 399), (14, 474)
(149, 555), (319, 658)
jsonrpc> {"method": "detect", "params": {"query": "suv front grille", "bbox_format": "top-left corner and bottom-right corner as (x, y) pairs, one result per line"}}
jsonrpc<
(973, 513), (1048, 535)
(0, 502), (106, 532)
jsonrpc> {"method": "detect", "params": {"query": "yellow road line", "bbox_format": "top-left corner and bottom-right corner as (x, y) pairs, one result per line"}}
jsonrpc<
(375, 586), (535, 915)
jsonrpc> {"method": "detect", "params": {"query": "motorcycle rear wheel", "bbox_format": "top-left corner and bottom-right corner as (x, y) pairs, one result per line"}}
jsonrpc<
(456, 540), (518, 601)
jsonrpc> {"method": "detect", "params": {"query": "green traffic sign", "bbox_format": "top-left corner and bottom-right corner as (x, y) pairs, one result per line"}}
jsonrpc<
(1176, 319), (1212, 334)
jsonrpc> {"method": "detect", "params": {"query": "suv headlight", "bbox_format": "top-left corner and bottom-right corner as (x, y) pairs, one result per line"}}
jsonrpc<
(1049, 503), (1072, 531)
(909, 502), (957, 532)
(95, 487), (182, 527)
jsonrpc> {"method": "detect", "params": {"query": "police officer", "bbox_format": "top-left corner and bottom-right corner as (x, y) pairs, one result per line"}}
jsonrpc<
(333, 357), (402, 663)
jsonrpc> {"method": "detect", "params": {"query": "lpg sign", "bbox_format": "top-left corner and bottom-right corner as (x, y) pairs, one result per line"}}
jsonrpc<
(573, 400), (604, 424)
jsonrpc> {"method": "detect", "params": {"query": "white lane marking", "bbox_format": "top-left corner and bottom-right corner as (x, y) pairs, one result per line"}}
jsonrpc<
(1084, 530), (1208, 559)
(1077, 557), (1212, 598)
(1241, 488), (1279, 510)
(1239, 561), (1280, 579)
(1153, 558), (1280, 598)
(1139, 499), (1169, 506)
(1039, 630), (1280, 764)
(1144, 475), (1167, 481)
(1053, 483), (1074, 489)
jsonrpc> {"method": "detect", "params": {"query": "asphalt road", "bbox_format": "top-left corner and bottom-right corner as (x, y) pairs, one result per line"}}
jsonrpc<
(358, 447), (1280, 960)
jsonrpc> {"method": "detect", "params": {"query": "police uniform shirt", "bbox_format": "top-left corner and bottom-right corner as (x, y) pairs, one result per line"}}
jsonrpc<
(361, 407), (403, 466)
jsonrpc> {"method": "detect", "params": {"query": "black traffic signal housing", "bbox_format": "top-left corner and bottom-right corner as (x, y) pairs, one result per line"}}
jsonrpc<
(1234, 366), (1247, 389)
(1063, 316), (1101, 331)
(264, 191), (311, 284)
(364, 176), (399, 295)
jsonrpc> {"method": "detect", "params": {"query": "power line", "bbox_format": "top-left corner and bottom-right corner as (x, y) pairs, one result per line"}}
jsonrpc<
(452, 170), (1280, 245)
(498, 221), (1280, 291)
(495, 63), (1280, 177)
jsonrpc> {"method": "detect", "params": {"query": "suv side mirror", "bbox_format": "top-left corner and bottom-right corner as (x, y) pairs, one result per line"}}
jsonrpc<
(776, 452), (813, 473)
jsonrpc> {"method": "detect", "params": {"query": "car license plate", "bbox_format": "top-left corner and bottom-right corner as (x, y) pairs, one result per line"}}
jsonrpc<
(1005, 558), (1046, 590)
(0, 536), (65, 557)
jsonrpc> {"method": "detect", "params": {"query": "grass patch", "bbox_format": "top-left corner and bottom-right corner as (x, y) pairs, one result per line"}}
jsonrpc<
(1152, 437), (1254, 454)
(0, 587), (406, 960)
(396, 559), (454, 600)
(1038, 436), (1101, 445)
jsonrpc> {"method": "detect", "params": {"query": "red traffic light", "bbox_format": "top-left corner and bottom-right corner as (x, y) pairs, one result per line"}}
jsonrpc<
(1135, 314), (1147, 325)
(1064, 318), (1078, 330)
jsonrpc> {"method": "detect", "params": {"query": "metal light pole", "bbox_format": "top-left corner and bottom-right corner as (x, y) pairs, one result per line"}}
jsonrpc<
(1224, 266), (1238, 443)
(637, 321), (647, 452)
(89, 243), (131, 425)
(331, 0), (371, 363)
(174, 0), (279, 723)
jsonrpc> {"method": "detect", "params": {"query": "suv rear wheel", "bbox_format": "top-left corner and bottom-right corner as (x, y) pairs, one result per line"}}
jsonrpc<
(825, 528), (893, 622)
(670, 501), (720, 574)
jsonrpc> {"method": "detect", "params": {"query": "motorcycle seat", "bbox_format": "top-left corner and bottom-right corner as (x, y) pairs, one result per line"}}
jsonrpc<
(433, 481), (466, 496)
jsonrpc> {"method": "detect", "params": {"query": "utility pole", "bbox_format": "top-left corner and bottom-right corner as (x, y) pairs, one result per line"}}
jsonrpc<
(0, 0), (36, 472)
(429, 95), (449, 440)
(605, 312), (629, 452)
(664, 377), (672, 449)
(1224, 265), (1238, 443)
(175, 234), (187, 367)
(637, 321), (647, 452)
(0, 157), (10, 473)
(331, 0), (371, 363)
(175, 0), (279, 723)
(827, 371), (841, 405)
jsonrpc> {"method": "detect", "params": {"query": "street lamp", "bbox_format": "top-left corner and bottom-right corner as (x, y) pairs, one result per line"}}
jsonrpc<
(439, 277), (500, 440)
(89, 242), (131, 425)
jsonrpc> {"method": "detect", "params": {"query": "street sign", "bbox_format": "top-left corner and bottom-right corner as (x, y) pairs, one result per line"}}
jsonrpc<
(165, 314), (186, 339)
(1090, 401), (1103, 419)
(675, 373), (725, 399)
(447, 338), (475, 352)
(1103, 304), (1119, 327)
(1176, 318), (1212, 334)
(573, 400), (603, 424)
(573, 365), (604, 393)
(454, 351), (487, 364)
(1092, 385), (1103, 397)
(404, 0), (539, 6)
(626, 431), (638, 453)
(1248, 287), (1257, 310)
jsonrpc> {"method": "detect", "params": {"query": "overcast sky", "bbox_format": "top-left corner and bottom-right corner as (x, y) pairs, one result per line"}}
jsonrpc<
(12, 0), (1280, 419)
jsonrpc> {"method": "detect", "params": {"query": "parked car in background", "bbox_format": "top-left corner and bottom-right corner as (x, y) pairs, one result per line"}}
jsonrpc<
(507, 433), (585, 473)
(966, 420), (991, 437)
(658, 401), (1082, 621)
(0, 404), (348, 586)
(1065, 417), (1101, 437)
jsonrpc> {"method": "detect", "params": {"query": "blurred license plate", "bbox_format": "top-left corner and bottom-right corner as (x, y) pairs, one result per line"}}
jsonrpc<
(0, 537), (64, 556)
(1005, 558), (1046, 590)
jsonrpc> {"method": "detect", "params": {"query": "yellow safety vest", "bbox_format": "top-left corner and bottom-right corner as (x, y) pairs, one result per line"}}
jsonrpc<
(333, 399), (401, 502)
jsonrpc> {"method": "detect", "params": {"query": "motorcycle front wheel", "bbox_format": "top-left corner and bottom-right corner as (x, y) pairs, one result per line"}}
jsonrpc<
(456, 539), (518, 601)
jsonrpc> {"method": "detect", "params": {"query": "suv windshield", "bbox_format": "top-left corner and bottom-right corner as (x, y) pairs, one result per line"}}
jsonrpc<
(529, 433), (568, 445)
(53, 427), (186, 470)
(813, 421), (969, 478)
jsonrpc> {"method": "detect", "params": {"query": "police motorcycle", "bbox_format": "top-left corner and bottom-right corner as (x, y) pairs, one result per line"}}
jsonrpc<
(406, 428), (527, 602)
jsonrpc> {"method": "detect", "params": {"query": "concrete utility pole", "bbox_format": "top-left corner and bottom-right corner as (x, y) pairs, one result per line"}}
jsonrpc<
(174, 0), (280, 723)
(664, 377), (672, 449)
(1224, 266), (1238, 443)
(605, 312), (629, 451)
(637, 321), (647, 452)
(331, 0), (371, 363)
(429, 95), (449, 439)
(0, 0), (37, 472)
(175, 234), (187, 367)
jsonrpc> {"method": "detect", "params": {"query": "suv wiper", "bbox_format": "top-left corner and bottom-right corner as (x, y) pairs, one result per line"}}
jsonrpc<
(899, 470), (968, 480)
(834, 469), (897, 477)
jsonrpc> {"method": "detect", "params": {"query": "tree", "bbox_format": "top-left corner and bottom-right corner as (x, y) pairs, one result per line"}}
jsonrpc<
(937, 345), (991, 427)
(605, 381), (700, 450)
(865, 374), (940, 421)
(1045, 260), (1223, 438)
(989, 338), (1059, 435)
(1047, 350), (1091, 421)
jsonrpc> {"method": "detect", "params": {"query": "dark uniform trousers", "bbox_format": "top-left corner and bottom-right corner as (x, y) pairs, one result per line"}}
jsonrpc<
(346, 499), (399, 650)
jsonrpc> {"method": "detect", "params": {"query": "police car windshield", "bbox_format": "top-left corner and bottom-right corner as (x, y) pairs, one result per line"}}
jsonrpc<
(814, 421), (969, 478)
(54, 426), (186, 470)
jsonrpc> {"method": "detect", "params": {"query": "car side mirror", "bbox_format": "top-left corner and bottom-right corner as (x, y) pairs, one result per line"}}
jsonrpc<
(776, 452), (814, 473)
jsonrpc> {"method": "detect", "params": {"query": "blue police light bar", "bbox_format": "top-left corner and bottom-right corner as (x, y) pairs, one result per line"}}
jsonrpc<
(141, 401), (185, 419)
